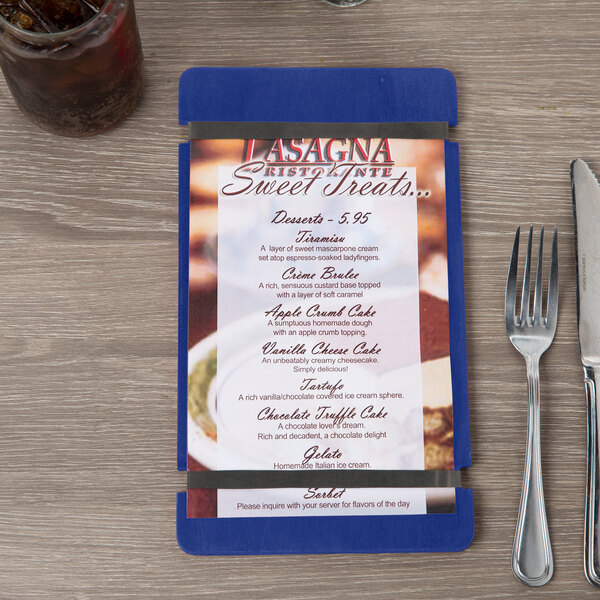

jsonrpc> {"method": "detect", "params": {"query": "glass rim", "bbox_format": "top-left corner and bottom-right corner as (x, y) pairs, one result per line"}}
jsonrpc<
(0, 0), (112, 42)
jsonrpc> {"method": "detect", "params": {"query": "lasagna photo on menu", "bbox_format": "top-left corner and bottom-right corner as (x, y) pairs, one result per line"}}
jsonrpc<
(185, 131), (456, 519)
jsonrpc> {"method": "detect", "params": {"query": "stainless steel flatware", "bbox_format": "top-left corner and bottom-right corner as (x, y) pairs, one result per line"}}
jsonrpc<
(505, 225), (558, 587)
(571, 158), (600, 586)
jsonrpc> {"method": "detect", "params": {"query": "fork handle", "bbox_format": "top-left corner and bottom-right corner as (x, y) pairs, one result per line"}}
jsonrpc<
(583, 365), (600, 586)
(512, 354), (554, 586)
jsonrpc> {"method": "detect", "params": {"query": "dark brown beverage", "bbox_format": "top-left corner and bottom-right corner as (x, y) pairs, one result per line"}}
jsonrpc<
(0, 1), (106, 33)
(0, 0), (143, 136)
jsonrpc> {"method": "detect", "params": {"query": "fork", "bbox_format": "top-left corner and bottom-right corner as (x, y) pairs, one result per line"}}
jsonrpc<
(505, 225), (558, 587)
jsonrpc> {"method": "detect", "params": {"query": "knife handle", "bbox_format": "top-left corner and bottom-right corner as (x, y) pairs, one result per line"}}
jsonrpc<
(583, 366), (600, 586)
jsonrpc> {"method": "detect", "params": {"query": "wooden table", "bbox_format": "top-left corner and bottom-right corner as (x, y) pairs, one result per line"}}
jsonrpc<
(1, 0), (599, 597)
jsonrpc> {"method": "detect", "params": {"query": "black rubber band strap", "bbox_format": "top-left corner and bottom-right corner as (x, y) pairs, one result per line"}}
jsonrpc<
(189, 121), (448, 140)
(187, 469), (462, 489)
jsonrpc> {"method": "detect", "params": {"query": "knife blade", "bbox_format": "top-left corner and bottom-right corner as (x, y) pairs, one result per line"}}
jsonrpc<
(571, 158), (600, 586)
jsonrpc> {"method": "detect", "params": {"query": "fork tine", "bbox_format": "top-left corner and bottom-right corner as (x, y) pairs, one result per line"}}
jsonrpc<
(546, 227), (559, 329)
(520, 226), (534, 323)
(533, 226), (545, 324)
(505, 226), (520, 327)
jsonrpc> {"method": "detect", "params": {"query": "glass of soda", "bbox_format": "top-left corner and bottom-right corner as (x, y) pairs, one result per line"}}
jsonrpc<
(322, 0), (368, 5)
(0, 0), (143, 136)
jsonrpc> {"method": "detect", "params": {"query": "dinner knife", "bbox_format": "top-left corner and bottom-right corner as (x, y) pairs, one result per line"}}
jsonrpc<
(571, 158), (600, 586)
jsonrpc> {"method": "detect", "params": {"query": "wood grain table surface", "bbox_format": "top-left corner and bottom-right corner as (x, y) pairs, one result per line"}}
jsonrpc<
(2, 0), (600, 598)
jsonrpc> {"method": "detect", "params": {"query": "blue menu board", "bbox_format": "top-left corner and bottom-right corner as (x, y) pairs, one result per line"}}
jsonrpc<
(177, 67), (472, 555)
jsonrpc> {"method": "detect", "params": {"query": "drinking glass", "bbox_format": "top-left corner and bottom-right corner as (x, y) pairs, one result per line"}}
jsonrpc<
(0, 0), (144, 136)
(322, 0), (368, 6)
